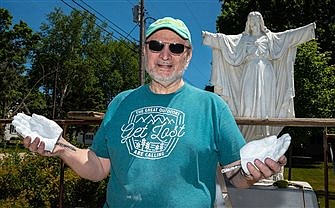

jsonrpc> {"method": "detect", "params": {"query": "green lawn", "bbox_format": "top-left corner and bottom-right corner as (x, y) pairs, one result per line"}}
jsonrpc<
(284, 162), (335, 208)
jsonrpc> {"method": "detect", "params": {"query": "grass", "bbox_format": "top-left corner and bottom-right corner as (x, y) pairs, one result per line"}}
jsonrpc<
(284, 161), (335, 208)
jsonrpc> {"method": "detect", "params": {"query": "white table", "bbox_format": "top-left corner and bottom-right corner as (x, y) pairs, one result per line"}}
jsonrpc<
(215, 180), (319, 208)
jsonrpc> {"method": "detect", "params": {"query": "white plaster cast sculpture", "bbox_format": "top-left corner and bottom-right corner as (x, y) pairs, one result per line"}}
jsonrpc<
(202, 11), (316, 141)
(240, 133), (291, 175)
(12, 113), (63, 151)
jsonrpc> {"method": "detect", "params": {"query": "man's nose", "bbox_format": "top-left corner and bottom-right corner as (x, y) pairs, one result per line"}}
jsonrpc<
(159, 45), (171, 60)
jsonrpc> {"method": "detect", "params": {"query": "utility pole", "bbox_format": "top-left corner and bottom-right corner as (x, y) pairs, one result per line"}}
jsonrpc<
(133, 0), (145, 85)
(139, 0), (145, 85)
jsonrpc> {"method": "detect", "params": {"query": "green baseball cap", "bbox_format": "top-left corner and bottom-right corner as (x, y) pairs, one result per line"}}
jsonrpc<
(145, 17), (192, 44)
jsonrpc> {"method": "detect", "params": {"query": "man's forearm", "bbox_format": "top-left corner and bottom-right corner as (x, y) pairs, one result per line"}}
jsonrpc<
(55, 138), (110, 181)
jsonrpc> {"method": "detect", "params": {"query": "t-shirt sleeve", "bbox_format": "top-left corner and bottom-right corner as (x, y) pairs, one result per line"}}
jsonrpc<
(216, 101), (246, 166)
(90, 90), (133, 158)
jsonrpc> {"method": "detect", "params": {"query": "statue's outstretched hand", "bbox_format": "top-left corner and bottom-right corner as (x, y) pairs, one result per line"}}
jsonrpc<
(240, 134), (291, 174)
(12, 113), (63, 151)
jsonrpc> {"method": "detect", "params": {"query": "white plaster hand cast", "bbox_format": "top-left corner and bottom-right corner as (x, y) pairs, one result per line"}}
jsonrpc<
(240, 134), (291, 174)
(12, 113), (63, 151)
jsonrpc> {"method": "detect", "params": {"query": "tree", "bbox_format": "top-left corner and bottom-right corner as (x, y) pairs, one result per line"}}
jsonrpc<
(0, 8), (40, 118)
(29, 8), (139, 118)
(289, 40), (335, 147)
(295, 41), (335, 119)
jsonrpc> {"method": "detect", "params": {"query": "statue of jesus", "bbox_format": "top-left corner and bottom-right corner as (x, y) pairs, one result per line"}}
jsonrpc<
(202, 11), (315, 141)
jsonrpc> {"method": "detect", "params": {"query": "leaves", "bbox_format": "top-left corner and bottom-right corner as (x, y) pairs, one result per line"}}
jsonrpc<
(0, 8), (40, 119)
(295, 41), (335, 118)
(0, 150), (107, 207)
(28, 8), (139, 118)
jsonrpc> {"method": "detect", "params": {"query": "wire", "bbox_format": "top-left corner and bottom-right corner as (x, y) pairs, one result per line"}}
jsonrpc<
(60, 0), (138, 54)
(78, 0), (138, 43)
(71, 0), (138, 43)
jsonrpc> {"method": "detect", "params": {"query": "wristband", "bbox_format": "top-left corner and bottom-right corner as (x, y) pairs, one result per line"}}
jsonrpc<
(55, 142), (76, 151)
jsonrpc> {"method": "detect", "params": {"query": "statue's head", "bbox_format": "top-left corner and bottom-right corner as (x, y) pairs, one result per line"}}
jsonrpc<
(244, 11), (269, 35)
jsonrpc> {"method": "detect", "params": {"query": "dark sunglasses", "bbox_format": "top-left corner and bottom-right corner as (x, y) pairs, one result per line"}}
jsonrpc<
(145, 40), (190, 55)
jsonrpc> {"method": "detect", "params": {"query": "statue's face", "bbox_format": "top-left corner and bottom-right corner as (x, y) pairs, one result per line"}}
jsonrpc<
(248, 15), (262, 35)
(249, 16), (260, 31)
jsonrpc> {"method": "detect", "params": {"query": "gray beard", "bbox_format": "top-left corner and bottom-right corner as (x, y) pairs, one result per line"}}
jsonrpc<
(146, 69), (185, 86)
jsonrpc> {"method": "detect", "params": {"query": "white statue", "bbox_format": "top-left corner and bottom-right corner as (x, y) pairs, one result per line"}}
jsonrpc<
(202, 11), (316, 141)
(12, 113), (62, 151)
(240, 134), (291, 175)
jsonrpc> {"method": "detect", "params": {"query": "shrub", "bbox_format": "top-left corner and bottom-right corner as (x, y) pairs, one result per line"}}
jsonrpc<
(0, 150), (107, 207)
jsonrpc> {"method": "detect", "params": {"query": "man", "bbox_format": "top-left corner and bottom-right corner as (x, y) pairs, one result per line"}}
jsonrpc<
(21, 17), (286, 207)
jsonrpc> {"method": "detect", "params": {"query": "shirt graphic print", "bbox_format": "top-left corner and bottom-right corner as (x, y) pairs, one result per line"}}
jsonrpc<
(120, 106), (186, 160)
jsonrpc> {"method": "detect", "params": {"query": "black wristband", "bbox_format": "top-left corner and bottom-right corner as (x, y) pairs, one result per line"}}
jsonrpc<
(56, 142), (76, 151)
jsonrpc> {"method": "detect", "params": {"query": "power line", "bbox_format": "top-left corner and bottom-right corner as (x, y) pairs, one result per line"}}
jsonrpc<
(78, 0), (138, 43)
(71, 0), (138, 43)
(60, 0), (138, 54)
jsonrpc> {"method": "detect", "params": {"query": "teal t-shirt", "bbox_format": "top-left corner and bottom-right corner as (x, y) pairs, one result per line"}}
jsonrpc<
(90, 83), (245, 208)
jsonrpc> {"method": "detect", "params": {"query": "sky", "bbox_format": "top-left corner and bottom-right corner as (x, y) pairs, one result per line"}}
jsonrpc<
(1, 0), (222, 89)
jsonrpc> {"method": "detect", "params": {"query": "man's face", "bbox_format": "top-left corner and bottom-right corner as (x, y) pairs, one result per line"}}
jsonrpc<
(144, 29), (192, 87)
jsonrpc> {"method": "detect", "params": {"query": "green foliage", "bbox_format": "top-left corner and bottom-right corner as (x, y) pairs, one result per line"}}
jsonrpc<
(217, 0), (251, 34)
(63, 170), (107, 208)
(0, 150), (107, 207)
(0, 8), (40, 118)
(28, 8), (139, 118)
(0, 151), (59, 207)
(287, 41), (335, 144)
(1, 8), (140, 119)
(295, 41), (335, 119)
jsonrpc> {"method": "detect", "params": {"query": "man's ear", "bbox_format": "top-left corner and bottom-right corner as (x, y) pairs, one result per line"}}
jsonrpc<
(187, 49), (192, 62)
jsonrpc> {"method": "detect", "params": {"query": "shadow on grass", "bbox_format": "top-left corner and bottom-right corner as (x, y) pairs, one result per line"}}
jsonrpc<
(288, 157), (332, 169)
(315, 190), (335, 199)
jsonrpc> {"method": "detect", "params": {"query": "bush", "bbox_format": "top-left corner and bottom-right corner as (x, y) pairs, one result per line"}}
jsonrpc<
(0, 150), (107, 207)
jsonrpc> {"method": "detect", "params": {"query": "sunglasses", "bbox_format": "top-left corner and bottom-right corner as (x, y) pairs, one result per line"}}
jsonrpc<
(145, 40), (190, 55)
